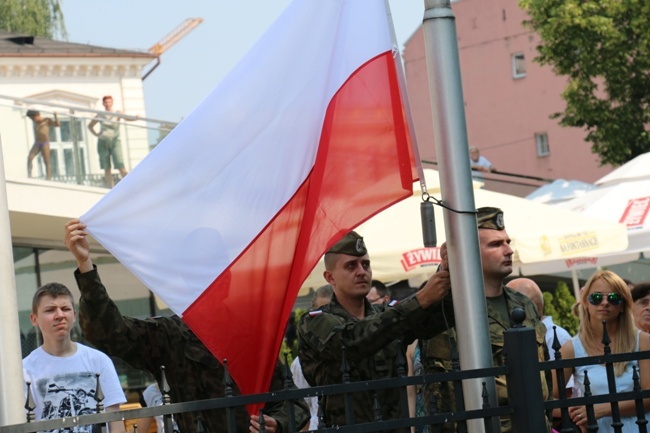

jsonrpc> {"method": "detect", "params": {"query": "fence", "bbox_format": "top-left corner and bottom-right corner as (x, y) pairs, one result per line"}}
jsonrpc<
(3, 309), (650, 433)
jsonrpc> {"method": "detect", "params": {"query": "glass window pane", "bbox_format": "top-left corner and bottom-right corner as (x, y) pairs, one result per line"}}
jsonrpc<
(512, 53), (526, 78)
(64, 149), (74, 176)
(13, 247), (41, 356)
(60, 120), (71, 142)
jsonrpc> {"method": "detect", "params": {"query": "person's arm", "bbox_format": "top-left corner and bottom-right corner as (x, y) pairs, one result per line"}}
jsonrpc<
(297, 257), (450, 365)
(406, 341), (417, 433)
(65, 219), (93, 272)
(88, 116), (100, 137)
(298, 293), (446, 366)
(127, 416), (154, 433)
(257, 360), (310, 433)
(249, 414), (280, 433)
(52, 112), (60, 127)
(552, 340), (575, 400)
(550, 339), (576, 422)
(121, 110), (140, 122)
(106, 404), (127, 433)
(65, 219), (174, 373)
(470, 162), (490, 173)
(576, 331), (650, 423)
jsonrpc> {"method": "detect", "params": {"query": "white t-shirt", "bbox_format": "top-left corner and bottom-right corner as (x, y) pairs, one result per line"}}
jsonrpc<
(470, 155), (493, 178)
(23, 343), (126, 432)
(542, 315), (572, 360)
(142, 384), (180, 433)
(290, 357), (319, 430)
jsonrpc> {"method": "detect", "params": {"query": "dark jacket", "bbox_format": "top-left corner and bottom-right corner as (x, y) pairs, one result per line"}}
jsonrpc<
(75, 266), (309, 433)
(297, 292), (452, 429)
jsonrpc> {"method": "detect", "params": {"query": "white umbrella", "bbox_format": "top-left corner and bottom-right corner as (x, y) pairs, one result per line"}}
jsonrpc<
(556, 178), (650, 258)
(519, 155), (650, 295)
(596, 152), (650, 186)
(300, 169), (628, 293)
(526, 179), (596, 205)
(542, 153), (650, 275)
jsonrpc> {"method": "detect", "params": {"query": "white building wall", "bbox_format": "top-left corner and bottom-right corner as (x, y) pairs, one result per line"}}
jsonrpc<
(0, 56), (153, 180)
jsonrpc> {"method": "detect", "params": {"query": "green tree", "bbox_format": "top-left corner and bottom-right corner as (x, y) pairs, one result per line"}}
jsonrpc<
(543, 281), (579, 338)
(0, 0), (66, 39)
(519, 0), (650, 166)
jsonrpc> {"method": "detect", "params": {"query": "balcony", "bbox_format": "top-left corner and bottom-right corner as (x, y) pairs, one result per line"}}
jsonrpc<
(0, 94), (176, 189)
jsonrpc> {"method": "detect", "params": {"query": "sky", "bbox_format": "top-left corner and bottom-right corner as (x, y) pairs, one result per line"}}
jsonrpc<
(62, 0), (425, 122)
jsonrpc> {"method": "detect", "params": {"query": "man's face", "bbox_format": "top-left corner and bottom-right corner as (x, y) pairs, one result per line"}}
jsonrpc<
(634, 294), (650, 332)
(325, 253), (372, 300)
(479, 228), (513, 280)
(102, 97), (114, 111)
(470, 148), (480, 162)
(30, 295), (76, 341)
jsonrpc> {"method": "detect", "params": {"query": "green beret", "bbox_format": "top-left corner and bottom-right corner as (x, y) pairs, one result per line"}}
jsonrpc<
(477, 207), (505, 230)
(327, 231), (367, 256)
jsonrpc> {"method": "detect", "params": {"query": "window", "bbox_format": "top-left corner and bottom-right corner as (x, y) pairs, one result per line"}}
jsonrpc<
(512, 53), (526, 79)
(535, 133), (549, 157)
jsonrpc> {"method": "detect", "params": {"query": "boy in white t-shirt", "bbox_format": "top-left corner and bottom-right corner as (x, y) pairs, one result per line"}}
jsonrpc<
(23, 282), (126, 433)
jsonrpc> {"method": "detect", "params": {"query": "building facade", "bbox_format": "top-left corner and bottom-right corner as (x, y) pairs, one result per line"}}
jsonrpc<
(1, 31), (168, 390)
(403, 0), (614, 196)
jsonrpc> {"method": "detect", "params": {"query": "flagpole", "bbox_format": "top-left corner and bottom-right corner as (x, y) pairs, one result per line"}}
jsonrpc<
(0, 135), (28, 425)
(421, 1), (499, 432)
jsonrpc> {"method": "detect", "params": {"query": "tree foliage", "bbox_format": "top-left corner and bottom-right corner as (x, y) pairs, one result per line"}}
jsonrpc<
(520, 0), (650, 166)
(543, 281), (579, 336)
(0, 0), (66, 39)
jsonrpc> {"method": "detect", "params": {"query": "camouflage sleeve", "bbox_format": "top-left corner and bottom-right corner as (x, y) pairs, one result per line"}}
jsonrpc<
(298, 297), (440, 364)
(75, 266), (175, 373)
(411, 293), (456, 340)
(265, 360), (310, 432)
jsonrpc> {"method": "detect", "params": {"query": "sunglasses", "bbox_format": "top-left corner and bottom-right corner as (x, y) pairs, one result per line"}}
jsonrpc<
(588, 292), (623, 306)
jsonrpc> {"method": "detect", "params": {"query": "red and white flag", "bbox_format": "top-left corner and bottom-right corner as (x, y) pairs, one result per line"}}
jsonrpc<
(82, 0), (417, 404)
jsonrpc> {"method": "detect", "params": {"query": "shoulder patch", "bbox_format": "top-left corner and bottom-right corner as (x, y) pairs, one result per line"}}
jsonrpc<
(309, 310), (324, 317)
(388, 300), (399, 307)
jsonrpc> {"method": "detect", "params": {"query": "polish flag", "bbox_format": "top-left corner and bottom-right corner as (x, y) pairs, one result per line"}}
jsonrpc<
(82, 0), (417, 405)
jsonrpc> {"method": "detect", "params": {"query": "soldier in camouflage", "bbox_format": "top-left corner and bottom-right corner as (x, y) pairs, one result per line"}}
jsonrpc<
(65, 219), (309, 433)
(297, 231), (453, 431)
(421, 207), (552, 433)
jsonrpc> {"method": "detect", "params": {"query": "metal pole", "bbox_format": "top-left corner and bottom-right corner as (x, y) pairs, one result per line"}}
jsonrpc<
(504, 318), (548, 433)
(69, 110), (83, 185)
(0, 134), (29, 425)
(421, 1), (498, 432)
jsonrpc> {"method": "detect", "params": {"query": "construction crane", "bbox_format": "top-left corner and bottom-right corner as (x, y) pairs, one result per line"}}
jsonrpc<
(142, 18), (204, 80)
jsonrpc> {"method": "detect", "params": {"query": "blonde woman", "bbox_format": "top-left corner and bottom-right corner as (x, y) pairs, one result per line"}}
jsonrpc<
(554, 270), (650, 433)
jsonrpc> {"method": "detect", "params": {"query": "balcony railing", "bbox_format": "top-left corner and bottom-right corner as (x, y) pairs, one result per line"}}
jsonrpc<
(0, 94), (176, 189)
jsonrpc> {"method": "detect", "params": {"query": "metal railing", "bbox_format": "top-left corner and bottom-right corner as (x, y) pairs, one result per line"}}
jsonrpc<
(3, 311), (650, 433)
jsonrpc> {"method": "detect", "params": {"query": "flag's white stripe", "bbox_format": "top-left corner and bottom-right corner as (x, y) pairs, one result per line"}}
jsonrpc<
(82, 0), (393, 313)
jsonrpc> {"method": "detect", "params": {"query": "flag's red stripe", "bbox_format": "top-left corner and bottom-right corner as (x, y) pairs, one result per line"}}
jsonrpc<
(183, 51), (416, 408)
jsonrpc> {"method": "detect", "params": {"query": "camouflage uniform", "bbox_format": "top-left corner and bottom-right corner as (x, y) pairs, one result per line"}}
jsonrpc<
(421, 286), (551, 433)
(75, 266), (309, 433)
(297, 292), (453, 430)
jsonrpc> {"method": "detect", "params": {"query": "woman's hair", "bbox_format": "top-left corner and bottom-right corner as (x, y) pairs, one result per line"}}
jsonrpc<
(578, 270), (635, 375)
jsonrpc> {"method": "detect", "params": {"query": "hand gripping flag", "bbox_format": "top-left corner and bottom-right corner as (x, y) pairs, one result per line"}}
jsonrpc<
(82, 0), (417, 410)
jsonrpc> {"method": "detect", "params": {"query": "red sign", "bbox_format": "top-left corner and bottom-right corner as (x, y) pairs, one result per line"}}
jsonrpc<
(564, 257), (598, 268)
(619, 197), (650, 229)
(401, 247), (441, 271)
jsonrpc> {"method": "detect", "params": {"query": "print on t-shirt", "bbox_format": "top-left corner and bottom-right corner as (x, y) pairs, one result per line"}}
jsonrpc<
(36, 371), (98, 433)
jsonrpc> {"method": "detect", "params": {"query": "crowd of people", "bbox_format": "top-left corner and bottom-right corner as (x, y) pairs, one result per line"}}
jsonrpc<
(20, 207), (650, 433)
